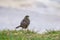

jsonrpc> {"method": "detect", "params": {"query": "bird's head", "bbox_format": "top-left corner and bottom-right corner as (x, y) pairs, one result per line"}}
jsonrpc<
(25, 15), (29, 18)
(25, 15), (29, 17)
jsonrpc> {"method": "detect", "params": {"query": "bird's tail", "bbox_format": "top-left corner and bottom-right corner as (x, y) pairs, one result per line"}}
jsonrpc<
(16, 25), (20, 29)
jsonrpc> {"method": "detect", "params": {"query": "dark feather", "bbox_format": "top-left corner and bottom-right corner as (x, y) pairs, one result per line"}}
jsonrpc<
(16, 15), (30, 29)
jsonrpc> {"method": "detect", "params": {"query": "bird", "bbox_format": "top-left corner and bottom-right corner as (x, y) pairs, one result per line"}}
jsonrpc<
(16, 15), (30, 29)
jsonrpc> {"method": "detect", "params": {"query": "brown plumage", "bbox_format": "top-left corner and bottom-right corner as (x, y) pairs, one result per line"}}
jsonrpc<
(16, 15), (30, 29)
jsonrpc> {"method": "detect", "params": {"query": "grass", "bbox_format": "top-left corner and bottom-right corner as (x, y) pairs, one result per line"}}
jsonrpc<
(0, 30), (60, 40)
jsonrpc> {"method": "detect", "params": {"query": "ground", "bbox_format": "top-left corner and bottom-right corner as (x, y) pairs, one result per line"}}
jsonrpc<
(0, 30), (60, 40)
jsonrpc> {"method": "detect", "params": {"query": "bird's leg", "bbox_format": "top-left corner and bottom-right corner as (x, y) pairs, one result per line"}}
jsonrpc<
(26, 28), (29, 32)
(21, 28), (23, 31)
(26, 28), (28, 31)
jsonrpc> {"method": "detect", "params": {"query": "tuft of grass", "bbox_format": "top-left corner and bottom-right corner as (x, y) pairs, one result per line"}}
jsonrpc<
(0, 30), (60, 40)
(45, 30), (60, 34)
